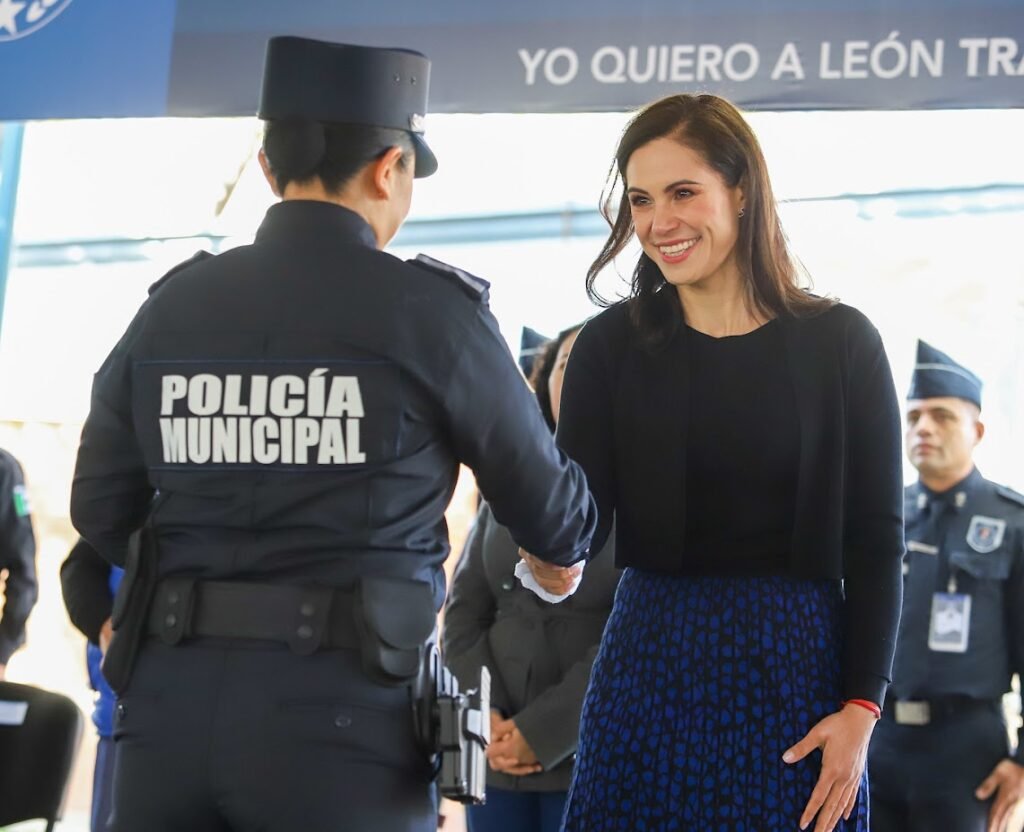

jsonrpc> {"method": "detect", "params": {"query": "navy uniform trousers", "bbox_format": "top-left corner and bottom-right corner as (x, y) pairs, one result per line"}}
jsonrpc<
(109, 640), (436, 832)
(870, 701), (1006, 831)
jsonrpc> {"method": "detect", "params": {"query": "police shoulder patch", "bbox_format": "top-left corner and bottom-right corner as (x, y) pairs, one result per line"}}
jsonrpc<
(148, 250), (215, 296)
(11, 484), (30, 517)
(995, 485), (1024, 509)
(408, 254), (490, 302)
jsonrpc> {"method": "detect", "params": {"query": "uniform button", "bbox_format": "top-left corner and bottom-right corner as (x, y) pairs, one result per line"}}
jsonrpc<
(300, 602), (315, 617)
(501, 578), (515, 592)
(334, 714), (352, 729)
(297, 624), (314, 639)
(167, 591), (179, 605)
(116, 703), (126, 719)
(164, 614), (178, 628)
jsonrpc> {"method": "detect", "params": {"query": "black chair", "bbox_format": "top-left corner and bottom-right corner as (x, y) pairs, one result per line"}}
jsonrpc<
(0, 680), (84, 832)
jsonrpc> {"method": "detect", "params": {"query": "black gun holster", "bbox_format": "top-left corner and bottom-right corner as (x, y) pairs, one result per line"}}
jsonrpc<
(101, 526), (158, 694)
(412, 645), (491, 804)
(350, 576), (490, 803)
(352, 575), (436, 686)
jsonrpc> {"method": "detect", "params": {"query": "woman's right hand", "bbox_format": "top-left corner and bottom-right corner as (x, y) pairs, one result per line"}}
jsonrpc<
(519, 549), (584, 595)
(783, 703), (877, 831)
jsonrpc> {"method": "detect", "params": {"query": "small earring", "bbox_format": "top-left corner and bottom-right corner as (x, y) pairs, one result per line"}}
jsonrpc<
(738, 208), (745, 218)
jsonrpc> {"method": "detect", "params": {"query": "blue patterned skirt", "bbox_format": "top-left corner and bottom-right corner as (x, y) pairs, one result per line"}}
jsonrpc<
(562, 570), (869, 832)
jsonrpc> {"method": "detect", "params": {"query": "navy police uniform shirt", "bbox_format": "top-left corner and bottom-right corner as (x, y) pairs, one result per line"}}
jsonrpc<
(70, 201), (595, 609)
(0, 448), (37, 665)
(891, 467), (1024, 756)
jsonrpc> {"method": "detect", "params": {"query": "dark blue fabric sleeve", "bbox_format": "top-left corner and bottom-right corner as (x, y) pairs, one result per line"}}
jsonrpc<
(442, 306), (596, 566)
(71, 309), (154, 568)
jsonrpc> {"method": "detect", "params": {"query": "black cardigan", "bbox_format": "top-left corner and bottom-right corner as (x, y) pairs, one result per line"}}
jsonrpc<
(556, 299), (905, 704)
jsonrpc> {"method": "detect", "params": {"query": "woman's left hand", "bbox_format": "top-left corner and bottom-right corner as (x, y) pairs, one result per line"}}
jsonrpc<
(782, 703), (878, 832)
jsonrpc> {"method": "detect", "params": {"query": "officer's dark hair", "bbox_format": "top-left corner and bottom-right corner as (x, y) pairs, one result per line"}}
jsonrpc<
(263, 118), (415, 194)
(586, 94), (833, 350)
(529, 323), (584, 432)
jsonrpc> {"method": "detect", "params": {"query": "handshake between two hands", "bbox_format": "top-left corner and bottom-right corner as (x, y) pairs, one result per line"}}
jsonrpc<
(517, 550), (585, 601)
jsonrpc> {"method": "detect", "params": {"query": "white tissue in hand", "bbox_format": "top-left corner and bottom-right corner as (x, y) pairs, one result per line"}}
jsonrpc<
(513, 559), (583, 603)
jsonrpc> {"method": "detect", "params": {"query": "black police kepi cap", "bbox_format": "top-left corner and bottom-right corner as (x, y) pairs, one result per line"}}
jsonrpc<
(258, 36), (437, 178)
(908, 340), (982, 409)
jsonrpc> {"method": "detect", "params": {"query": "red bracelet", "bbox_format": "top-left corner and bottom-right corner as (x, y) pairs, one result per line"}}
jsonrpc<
(842, 699), (881, 719)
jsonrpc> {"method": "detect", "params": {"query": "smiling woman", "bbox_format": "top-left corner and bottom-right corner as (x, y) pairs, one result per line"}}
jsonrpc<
(585, 93), (831, 346)
(526, 93), (907, 832)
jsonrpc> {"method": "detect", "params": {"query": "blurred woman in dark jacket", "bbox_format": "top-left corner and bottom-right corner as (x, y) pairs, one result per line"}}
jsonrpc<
(442, 325), (619, 832)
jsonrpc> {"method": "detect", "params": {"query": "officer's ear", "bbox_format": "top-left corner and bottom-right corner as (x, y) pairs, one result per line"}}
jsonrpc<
(258, 148), (283, 198)
(371, 146), (409, 200)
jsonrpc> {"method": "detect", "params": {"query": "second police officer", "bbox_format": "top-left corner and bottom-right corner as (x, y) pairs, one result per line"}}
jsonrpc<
(869, 341), (1024, 832)
(0, 446), (37, 681)
(70, 36), (596, 832)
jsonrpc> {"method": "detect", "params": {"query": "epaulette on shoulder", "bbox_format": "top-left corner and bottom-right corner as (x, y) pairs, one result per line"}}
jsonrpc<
(148, 250), (214, 296)
(408, 254), (490, 302)
(995, 484), (1024, 509)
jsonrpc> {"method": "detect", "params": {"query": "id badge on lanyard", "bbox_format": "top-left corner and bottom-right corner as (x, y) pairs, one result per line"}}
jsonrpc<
(928, 574), (971, 653)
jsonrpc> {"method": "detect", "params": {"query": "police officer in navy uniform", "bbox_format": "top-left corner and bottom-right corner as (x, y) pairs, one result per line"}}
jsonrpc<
(70, 36), (595, 832)
(0, 447), (37, 680)
(869, 341), (1024, 832)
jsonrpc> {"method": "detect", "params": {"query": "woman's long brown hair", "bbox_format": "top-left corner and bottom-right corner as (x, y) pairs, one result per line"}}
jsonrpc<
(586, 94), (833, 349)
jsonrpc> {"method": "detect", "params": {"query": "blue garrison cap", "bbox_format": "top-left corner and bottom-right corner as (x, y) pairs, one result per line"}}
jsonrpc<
(519, 327), (550, 378)
(258, 36), (437, 178)
(908, 340), (982, 409)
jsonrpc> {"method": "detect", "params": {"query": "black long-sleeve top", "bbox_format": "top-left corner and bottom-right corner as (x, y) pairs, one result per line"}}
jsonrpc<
(557, 298), (905, 704)
(0, 449), (37, 664)
(682, 320), (797, 574)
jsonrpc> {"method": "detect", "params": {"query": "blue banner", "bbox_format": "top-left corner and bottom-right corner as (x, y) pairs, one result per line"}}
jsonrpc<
(0, 0), (1020, 119)
(0, 0), (177, 119)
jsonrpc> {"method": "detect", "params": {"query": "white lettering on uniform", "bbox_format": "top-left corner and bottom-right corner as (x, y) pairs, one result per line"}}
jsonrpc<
(187, 418), (212, 463)
(295, 418), (320, 464)
(188, 375), (222, 416)
(307, 369), (328, 417)
(269, 376), (304, 417)
(160, 418), (187, 462)
(213, 417), (237, 463)
(318, 419), (346, 464)
(161, 376), (187, 416)
(249, 376), (268, 415)
(325, 377), (365, 417)
(158, 372), (369, 466)
(346, 419), (367, 464)
(223, 375), (248, 415)
(252, 417), (279, 464)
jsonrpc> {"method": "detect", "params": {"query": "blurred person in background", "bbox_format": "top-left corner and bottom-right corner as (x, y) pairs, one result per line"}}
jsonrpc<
(0, 447), (37, 680)
(69, 35), (594, 832)
(869, 341), (1024, 832)
(524, 93), (905, 832)
(443, 324), (620, 832)
(60, 537), (123, 832)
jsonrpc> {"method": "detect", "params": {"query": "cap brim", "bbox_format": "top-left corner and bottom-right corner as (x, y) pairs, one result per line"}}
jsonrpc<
(411, 134), (437, 178)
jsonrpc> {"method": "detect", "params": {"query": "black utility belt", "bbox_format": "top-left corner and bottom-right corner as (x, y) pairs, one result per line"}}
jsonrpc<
(883, 695), (1002, 726)
(146, 578), (361, 654)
